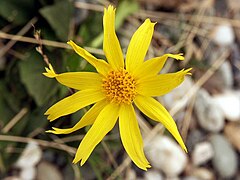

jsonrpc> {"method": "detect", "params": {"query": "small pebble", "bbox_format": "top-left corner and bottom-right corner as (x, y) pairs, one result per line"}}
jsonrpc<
(212, 24), (235, 46)
(210, 134), (238, 178)
(15, 141), (42, 168)
(126, 169), (137, 180)
(186, 130), (206, 153)
(36, 161), (63, 180)
(191, 167), (215, 180)
(194, 89), (225, 132)
(192, 142), (214, 166)
(213, 90), (240, 121)
(219, 61), (234, 89)
(144, 170), (163, 180)
(224, 122), (240, 152)
(146, 135), (187, 178)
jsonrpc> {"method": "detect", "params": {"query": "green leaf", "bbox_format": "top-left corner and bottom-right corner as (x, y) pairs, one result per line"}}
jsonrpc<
(23, 106), (48, 135)
(0, 0), (34, 25)
(115, 0), (139, 29)
(18, 51), (59, 106)
(0, 82), (14, 126)
(63, 51), (82, 72)
(39, 0), (73, 41)
(78, 12), (103, 45)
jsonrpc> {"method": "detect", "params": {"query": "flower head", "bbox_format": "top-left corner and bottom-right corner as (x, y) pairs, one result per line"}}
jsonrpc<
(44, 5), (191, 170)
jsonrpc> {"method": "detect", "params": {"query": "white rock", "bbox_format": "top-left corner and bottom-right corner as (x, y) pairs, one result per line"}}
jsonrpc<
(194, 89), (225, 132)
(126, 169), (137, 180)
(213, 91), (240, 121)
(146, 135), (187, 177)
(144, 170), (163, 180)
(219, 61), (234, 89)
(212, 24), (235, 46)
(15, 141), (42, 180)
(191, 167), (215, 180)
(36, 161), (63, 180)
(19, 167), (36, 180)
(192, 142), (214, 166)
(15, 141), (42, 168)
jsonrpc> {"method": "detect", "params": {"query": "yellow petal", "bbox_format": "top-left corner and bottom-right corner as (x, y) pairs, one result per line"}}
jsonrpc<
(103, 5), (124, 70)
(133, 53), (185, 79)
(126, 19), (155, 73)
(119, 104), (151, 170)
(43, 63), (57, 78)
(46, 99), (108, 134)
(45, 89), (105, 121)
(67, 40), (111, 76)
(134, 95), (187, 152)
(136, 68), (192, 97)
(73, 103), (120, 165)
(54, 71), (102, 90)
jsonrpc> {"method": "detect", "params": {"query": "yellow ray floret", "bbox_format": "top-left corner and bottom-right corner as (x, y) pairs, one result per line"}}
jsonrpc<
(134, 95), (187, 152)
(119, 104), (151, 170)
(46, 100), (108, 134)
(126, 19), (156, 72)
(133, 53), (185, 79)
(103, 5), (124, 70)
(136, 68), (192, 96)
(73, 104), (119, 165)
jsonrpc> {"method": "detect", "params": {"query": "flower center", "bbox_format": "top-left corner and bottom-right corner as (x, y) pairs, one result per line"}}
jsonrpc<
(102, 69), (136, 104)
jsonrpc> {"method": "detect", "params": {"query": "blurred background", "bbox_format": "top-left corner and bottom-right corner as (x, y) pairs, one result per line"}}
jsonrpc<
(0, 0), (240, 179)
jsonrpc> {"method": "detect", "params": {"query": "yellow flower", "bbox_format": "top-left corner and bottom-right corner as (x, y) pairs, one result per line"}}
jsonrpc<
(43, 5), (191, 170)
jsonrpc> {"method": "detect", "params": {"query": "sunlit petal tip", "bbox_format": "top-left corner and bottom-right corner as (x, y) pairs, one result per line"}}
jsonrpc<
(185, 68), (192, 75)
(72, 158), (79, 164)
(46, 116), (52, 121)
(144, 18), (156, 27)
(45, 128), (62, 134)
(106, 4), (115, 11)
(67, 40), (73, 45)
(167, 53), (185, 61)
(45, 130), (54, 133)
(45, 113), (56, 122)
(147, 164), (152, 168)
(184, 146), (188, 153)
(44, 110), (49, 115)
(80, 159), (86, 166)
(43, 63), (57, 78)
(67, 40), (78, 50)
(45, 127), (62, 134)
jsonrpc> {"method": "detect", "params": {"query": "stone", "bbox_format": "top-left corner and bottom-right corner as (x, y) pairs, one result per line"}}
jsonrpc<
(36, 161), (63, 180)
(218, 61), (234, 89)
(15, 141), (42, 180)
(126, 169), (137, 180)
(201, 60), (233, 93)
(210, 134), (238, 178)
(191, 167), (215, 180)
(224, 122), (240, 151)
(15, 141), (42, 168)
(186, 129), (206, 153)
(212, 23), (235, 46)
(145, 135), (187, 177)
(192, 142), (214, 166)
(213, 90), (240, 121)
(194, 89), (225, 132)
(144, 170), (163, 180)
